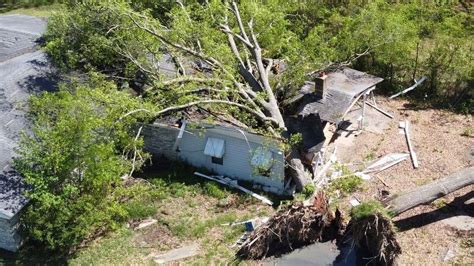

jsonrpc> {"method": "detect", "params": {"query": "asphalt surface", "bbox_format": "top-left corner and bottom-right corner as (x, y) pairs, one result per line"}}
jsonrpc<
(0, 15), (52, 218)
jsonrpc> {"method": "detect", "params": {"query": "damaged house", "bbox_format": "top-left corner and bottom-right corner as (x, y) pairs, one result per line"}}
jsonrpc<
(143, 67), (383, 196)
(143, 120), (289, 195)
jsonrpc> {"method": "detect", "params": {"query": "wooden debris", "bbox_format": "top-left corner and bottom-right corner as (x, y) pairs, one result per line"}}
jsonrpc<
(134, 218), (157, 230)
(365, 153), (409, 173)
(399, 121), (419, 168)
(389, 76), (427, 99)
(194, 172), (273, 205)
(365, 101), (394, 119)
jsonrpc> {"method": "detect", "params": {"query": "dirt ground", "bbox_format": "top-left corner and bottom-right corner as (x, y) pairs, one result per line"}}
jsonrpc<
(334, 97), (473, 264)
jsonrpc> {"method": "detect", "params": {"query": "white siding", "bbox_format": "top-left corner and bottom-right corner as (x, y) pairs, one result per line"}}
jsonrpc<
(144, 124), (287, 194)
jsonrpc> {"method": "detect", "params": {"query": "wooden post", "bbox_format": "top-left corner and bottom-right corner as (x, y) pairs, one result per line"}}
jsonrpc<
(403, 120), (419, 168)
(360, 92), (367, 130)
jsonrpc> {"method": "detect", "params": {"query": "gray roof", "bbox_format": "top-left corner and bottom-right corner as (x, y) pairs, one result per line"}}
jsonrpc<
(297, 68), (383, 124)
(0, 171), (28, 219)
(0, 15), (49, 219)
(323, 67), (383, 97)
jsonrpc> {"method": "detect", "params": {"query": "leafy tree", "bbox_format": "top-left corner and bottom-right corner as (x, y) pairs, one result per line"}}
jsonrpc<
(15, 74), (155, 250)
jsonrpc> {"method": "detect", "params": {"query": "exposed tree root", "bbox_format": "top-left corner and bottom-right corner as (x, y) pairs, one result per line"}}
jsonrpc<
(236, 192), (344, 260)
(346, 213), (401, 265)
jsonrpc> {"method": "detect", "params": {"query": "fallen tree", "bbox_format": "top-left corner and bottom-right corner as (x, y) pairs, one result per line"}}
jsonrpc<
(345, 167), (473, 265)
(384, 167), (474, 215)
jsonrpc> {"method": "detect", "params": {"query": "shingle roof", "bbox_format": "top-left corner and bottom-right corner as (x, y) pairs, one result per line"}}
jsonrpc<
(0, 15), (48, 219)
(297, 68), (383, 124)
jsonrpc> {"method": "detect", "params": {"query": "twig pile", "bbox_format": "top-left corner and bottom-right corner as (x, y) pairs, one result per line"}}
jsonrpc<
(236, 192), (344, 260)
(347, 213), (401, 265)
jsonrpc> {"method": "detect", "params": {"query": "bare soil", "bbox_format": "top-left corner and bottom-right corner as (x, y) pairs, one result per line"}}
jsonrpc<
(335, 97), (473, 264)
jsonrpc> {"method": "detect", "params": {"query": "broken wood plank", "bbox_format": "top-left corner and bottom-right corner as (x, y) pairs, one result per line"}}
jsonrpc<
(389, 76), (427, 99)
(194, 172), (273, 205)
(134, 218), (157, 230)
(400, 121), (419, 168)
(364, 153), (409, 173)
(365, 101), (394, 119)
(385, 167), (474, 215)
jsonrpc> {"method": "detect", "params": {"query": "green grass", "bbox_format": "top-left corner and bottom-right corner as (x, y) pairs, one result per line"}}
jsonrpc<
(350, 200), (394, 220)
(327, 164), (363, 197)
(1, 4), (60, 17)
(70, 160), (275, 264)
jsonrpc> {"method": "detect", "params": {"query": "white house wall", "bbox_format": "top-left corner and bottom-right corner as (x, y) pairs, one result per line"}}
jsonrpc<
(143, 124), (287, 194)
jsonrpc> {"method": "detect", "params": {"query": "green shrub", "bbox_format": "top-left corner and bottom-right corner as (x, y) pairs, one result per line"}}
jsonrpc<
(15, 74), (155, 251)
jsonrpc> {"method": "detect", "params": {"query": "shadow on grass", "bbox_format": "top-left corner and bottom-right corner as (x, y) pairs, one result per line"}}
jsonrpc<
(0, 244), (68, 265)
(394, 190), (474, 232)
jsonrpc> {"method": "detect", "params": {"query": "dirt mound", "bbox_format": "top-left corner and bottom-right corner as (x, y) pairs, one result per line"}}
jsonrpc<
(236, 192), (344, 260)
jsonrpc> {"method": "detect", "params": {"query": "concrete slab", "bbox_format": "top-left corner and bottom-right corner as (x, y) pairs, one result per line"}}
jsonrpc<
(441, 215), (474, 231)
(152, 243), (200, 264)
(345, 103), (392, 134)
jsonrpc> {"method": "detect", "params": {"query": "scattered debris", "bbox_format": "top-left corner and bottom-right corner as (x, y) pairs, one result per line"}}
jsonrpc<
(194, 172), (273, 205)
(350, 198), (361, 206)
(389, 76), (427, 99)
(314, 147), (337, 188)
(442, 248), (456, 262)
(354, 171), (371, 180)
(236, 192), (344, 260)
(399, 121), (419, 168)
(365, 153), (409, 173)
(235, 233), (250, 247)
(133, 218), (157, 230)
(223, 217), (269, 231)
(152, 243), (200, 264)
(365, 101), (394, 119)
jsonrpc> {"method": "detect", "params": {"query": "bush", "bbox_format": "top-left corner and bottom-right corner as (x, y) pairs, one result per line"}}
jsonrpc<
(15, 74), (155, 251)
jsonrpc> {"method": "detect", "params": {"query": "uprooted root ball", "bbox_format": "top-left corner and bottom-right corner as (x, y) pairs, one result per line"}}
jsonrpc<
(236, 192), (344, 260)
(348, 213), (401, 265)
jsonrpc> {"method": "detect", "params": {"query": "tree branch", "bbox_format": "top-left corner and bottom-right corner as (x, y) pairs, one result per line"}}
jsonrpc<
(155, 99), (277, 125)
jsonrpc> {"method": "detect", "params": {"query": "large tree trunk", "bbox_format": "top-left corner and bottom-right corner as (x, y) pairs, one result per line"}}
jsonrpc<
(384, 167), (474, 216)
(287, 150), (312, 192)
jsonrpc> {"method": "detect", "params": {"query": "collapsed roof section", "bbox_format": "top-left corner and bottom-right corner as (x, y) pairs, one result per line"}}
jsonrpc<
(296, 68), (384, 124)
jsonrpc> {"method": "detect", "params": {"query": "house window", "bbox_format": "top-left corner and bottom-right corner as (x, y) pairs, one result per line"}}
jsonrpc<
(211, 156), (223, 165)
(251, 147), (273, 177)
(204, 137), (225, 165)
